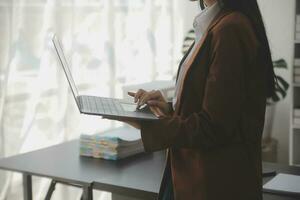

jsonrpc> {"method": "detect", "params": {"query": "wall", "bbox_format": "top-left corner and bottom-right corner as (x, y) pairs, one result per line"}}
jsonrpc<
(176, 1), (199, 35)
(180, 0), (295, 164)
(258, 0), (295, 164)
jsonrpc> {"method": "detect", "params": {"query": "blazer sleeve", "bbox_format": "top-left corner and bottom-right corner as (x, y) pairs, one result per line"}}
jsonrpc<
(140, 23), (257, 152)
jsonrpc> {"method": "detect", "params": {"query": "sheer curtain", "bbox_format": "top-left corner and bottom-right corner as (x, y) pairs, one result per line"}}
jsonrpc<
(0, 0), (185, 199)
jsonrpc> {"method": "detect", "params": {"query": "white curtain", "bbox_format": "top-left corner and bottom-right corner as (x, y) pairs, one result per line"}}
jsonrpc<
(0, 0), (185, 199)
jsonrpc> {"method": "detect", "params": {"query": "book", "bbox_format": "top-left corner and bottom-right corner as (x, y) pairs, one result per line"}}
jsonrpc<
(263, 173), (300, 197)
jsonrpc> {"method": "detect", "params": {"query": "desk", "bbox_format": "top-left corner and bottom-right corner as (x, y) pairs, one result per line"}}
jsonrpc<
(0, 140), (166, 200)
(0, 140), (299, 200)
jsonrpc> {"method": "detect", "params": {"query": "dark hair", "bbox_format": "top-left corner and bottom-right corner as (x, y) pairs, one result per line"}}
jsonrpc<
(200, 0), (277, 98)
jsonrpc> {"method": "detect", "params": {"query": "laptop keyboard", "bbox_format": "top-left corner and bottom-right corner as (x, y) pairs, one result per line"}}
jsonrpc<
(79, 96), (124, 115)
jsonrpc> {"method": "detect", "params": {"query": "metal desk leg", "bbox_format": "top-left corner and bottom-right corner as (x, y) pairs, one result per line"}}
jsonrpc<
(112, 193), (145, 200)
(22, 173), (32, 200)
(45, 180), (57, 200)
(81, 184), (93, 200)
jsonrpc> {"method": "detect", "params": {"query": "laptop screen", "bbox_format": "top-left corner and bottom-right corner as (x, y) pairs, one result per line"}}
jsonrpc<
(52, 34), (80, 107)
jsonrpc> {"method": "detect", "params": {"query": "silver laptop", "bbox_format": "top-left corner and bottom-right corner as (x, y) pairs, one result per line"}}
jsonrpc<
(52, 34), (158, 121)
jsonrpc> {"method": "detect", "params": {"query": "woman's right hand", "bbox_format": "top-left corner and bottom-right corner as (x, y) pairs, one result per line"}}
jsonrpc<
(128, 89), (172, 117)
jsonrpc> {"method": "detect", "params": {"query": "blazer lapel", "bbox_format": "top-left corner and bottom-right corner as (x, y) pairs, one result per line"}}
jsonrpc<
(176, 42), (195, 83)
(174, 9), (232, 114)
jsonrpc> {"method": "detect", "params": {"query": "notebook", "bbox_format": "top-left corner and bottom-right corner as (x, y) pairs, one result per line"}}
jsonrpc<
(263, 173), (300, 197)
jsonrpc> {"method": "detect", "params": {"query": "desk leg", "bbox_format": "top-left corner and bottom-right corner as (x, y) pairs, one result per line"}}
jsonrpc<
(111, 194), (152, 200)
(81, 184), (93, 200)
(45, 180), (57, 200)
(22, 173), (32, 200)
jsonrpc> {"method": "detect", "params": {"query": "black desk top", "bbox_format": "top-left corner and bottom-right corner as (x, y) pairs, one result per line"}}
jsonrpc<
(0, 140), (300, 200)
(0, 140), (166, 199)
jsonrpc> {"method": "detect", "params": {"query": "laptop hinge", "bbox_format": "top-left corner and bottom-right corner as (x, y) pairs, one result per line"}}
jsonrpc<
(77, 96), (82, 110)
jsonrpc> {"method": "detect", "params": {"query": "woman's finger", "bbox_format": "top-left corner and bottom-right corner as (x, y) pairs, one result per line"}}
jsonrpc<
(134, 89), (146, 103)
(128, 91), (136, 97)
(139, 90), (163, 107)
(153, 90), (164, 101)
(149, 106), (166, 118)
(147, 100), (166, 110)
(149, 106), (159, 117)
(138, 90), (154, 107)
(155, 107), (166, 117)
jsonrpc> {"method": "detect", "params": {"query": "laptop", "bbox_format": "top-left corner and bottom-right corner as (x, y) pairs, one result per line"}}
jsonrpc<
(52, 34), (158, 121)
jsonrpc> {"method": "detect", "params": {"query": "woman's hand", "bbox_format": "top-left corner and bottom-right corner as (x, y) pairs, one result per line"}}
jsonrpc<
(128, 89), (172, 117)
(103, 89), (172, 129)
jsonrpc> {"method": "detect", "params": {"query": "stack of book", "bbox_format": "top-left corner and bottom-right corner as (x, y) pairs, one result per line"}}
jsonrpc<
(80, 127), (144, 160)
(294, 108), (300, 125)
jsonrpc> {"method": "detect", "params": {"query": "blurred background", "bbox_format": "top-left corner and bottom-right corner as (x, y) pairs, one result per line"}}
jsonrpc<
(0, 0), (296, 199)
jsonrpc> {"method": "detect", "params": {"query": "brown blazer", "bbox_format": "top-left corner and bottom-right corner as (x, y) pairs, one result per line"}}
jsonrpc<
(140, 8), (268, 200)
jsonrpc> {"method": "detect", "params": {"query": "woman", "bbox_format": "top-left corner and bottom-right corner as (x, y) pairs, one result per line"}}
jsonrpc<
(107, 0), (276, 199)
